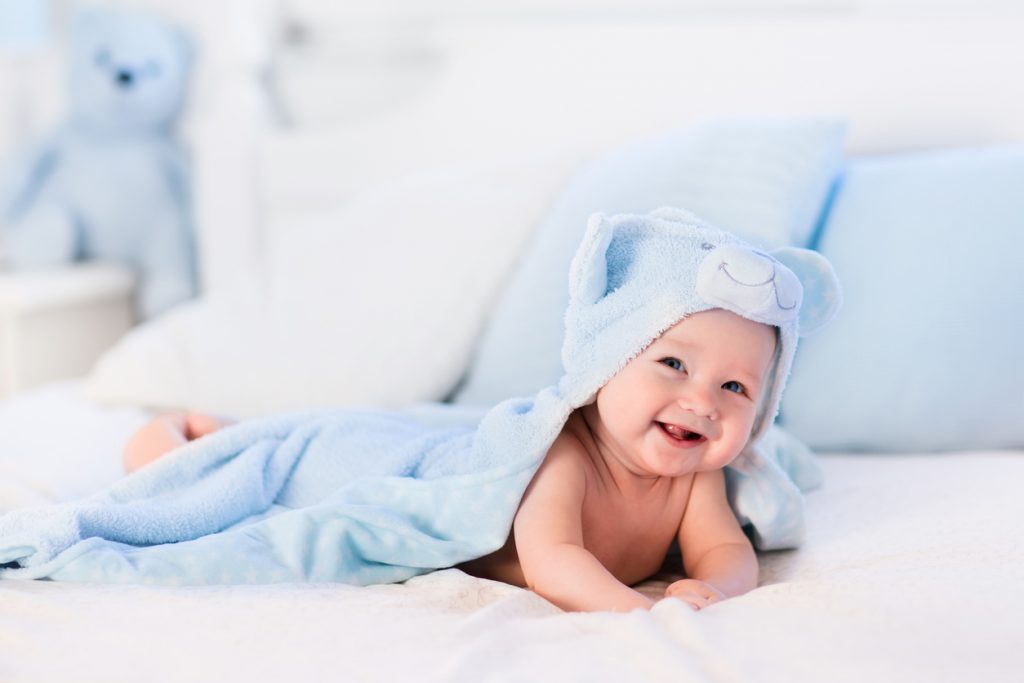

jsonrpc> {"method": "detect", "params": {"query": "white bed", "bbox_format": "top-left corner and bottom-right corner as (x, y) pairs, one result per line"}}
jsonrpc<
(1, 385), (1020, 682)
(1, 2), (1023, 681)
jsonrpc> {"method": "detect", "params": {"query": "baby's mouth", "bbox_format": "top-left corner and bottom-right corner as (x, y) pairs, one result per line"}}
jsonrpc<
(657, 421), (706, 444)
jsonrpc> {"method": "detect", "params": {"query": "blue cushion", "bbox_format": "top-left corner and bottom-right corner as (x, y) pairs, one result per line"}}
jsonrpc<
(454, 117), (846, 406)
(781, 146), (1024, 452)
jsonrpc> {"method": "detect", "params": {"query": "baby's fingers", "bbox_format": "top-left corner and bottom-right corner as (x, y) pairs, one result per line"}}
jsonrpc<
(670, 580), (725, 599)
(664, 581), (726, 611)
(666, 592), (709, 611)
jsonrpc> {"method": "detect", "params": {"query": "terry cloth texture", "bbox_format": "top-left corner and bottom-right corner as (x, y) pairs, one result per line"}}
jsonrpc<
(0, 208), (839, 584)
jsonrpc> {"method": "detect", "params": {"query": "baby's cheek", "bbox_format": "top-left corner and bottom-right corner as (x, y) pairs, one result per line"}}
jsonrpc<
(719, 424), (754, 465)
(737, 408), (758, 441)
(710, 448), (743, 471)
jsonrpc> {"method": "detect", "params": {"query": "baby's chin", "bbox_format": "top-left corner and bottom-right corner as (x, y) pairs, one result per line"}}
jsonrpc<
(698, 446), (747, 472)
(656, 444), (743, 476)
(642, 446), (705, 477)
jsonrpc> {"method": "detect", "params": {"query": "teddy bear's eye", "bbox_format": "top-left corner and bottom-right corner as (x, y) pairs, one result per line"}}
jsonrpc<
(94, 47), (112, 67)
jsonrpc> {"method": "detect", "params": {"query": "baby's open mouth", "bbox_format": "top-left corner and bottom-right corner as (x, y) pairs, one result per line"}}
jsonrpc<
(657, 422), (705, 443)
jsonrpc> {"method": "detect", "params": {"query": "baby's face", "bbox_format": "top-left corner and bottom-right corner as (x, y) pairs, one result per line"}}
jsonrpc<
(588, 309), (777, 478)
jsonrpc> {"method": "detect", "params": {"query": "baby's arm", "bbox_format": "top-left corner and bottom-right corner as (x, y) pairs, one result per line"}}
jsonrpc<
(513, 434), (654, 613)
(667, 468), (758, 610)
(122, 412), (232, 473)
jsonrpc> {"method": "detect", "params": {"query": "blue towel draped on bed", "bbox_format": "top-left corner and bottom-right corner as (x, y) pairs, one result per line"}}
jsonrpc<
(0, 398), (572, 584)
(0, 210), (838, 585)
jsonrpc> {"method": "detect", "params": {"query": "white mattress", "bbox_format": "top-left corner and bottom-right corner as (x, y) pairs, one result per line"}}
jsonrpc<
(0, 383), (1021, 682)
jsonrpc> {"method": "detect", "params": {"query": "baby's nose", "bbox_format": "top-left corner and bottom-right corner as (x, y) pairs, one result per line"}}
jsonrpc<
(678, 386), (719, 420)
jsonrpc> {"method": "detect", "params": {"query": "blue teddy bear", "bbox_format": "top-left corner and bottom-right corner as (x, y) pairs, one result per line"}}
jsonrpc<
(0, 8), (196, 319)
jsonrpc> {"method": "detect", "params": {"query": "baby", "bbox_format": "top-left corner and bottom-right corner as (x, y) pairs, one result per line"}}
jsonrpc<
(123, 303), (775, 613)
(121, 307), (770, 610)
(460, 307), (773, 612)
(116, 208), (839, 612)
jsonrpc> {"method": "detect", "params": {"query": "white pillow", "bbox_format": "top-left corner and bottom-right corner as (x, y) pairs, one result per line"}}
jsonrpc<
(86, 151), (581, 417)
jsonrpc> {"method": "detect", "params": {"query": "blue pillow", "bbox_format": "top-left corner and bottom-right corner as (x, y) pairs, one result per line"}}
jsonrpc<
(454, 117), (846, 406)
(781, 146), (1024, 452)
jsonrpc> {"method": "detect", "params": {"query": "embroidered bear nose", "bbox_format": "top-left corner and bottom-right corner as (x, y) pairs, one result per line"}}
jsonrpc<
(116, 70), (135, 87)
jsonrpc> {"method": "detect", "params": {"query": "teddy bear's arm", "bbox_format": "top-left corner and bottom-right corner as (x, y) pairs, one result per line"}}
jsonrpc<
(133, 145), (197, 318)
(159, 143), (191, 216)
(1, 137), (63, 222)
(0, 136), (82, 265)
(136, 208), (196, 318)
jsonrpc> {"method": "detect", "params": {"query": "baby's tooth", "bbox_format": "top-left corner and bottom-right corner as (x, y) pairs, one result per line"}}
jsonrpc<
(664, 423), (684, 438)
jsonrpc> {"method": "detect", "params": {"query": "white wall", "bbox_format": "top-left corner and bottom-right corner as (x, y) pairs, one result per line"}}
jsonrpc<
(3, 0), (1023, 153)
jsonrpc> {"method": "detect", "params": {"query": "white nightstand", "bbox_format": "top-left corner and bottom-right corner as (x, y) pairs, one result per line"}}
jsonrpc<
(0, 264), (136, 398)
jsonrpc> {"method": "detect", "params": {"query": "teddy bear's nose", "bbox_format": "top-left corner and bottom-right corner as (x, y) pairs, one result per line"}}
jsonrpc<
(116, 70), (135, 88)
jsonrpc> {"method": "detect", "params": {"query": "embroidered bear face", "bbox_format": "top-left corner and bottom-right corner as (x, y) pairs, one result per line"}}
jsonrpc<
(696, 244), (802, 328)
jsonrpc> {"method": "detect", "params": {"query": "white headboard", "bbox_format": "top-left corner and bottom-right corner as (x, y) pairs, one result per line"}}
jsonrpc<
(29, 1), (1019, 296)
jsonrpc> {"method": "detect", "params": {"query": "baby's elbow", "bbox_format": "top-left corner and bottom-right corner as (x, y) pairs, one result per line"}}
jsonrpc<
(523, 573), (577, 611)
(519, 559), (552, 595)
(518, 545), (573, 595)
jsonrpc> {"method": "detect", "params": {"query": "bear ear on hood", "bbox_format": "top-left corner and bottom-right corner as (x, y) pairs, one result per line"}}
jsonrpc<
(771, 247), (842, 336)
(568, 213), (615, 305)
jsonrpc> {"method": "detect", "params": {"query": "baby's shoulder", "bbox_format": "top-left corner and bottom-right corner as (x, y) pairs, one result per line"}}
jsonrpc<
(516, 419), (591, 511)
(541, 422), (590, 471)
(545, 413), (599, 467)
(528, 417), (594, 488)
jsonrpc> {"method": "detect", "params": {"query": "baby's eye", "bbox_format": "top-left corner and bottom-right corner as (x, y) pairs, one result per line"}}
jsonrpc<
(659, 357), (685, 372)
(722, 380), (746, 395)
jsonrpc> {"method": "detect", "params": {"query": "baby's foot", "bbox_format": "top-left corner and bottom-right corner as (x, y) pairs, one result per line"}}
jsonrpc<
(122, 415), (189, 473)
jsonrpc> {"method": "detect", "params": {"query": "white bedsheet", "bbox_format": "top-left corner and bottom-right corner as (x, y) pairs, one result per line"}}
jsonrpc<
(0, 384), (1021, 682)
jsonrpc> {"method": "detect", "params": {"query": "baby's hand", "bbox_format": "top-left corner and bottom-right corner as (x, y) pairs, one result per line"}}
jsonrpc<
(123, 413), (231, 473)
(663, 579), (727, 611)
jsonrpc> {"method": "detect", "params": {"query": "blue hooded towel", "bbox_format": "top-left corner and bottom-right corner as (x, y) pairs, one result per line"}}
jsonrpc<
(0, 209), (840, 585)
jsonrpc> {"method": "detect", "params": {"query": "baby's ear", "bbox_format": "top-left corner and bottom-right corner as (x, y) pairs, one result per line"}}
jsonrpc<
(568, 213), (615, 305)
(771, 247), (842, 336)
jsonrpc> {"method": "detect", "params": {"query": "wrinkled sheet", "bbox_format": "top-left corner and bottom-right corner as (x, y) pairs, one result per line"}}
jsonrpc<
(0, 384), (1021, 682)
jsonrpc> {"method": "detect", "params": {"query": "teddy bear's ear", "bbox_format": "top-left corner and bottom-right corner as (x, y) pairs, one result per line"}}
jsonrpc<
(72, 8), (106, 39)
(170, 22), (195, 67)
(568, 213), (615, 305)
(770, 247), (842, 336)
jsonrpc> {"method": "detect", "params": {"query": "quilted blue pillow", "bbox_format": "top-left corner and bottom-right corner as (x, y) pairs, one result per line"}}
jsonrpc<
(781, 146), (1024, 452)
(454, 117), (846, 406)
